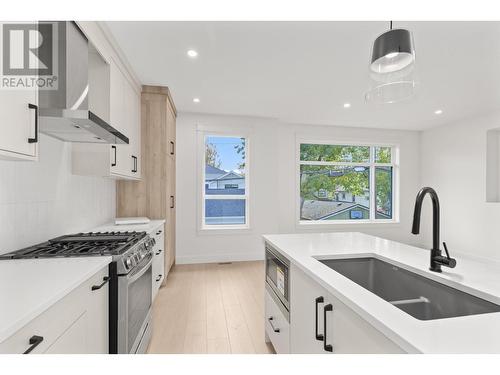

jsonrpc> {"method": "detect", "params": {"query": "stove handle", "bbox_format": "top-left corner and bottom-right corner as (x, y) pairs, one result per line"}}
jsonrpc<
(91, 276), (110, 291)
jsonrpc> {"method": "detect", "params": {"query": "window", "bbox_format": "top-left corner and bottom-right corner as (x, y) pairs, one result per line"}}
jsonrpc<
(202, 135), (249, 228)
(299, 143), (396, 223)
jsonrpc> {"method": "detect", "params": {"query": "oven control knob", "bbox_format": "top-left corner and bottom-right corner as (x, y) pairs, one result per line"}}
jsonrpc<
(125, 257), (133, 269)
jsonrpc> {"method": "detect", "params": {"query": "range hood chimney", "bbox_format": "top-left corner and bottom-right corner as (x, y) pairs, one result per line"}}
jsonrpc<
(39, 22), (128, 144)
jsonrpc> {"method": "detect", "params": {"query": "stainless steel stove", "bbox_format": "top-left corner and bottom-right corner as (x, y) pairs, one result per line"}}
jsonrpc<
(0, 231), (156, 354)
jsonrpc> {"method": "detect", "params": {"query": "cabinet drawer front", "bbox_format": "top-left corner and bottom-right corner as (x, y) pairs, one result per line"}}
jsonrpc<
(151, 226), (165, 248)
(152, 247), (164, 300)
(0, 268), (108, 354)
(151, 224), (165, 300)
(265, 290), (290, 354)
(152, 227), (165, 271)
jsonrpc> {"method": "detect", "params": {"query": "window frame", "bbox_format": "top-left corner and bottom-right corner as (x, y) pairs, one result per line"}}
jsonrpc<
(199, 132), (250, 231)
(296, 138), (399, 226)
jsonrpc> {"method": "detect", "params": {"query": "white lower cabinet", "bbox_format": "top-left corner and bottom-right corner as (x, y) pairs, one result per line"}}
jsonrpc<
(152, 224), (165, 300)
(265, 290), (290, 353)
(44, 312), (89, 354)
(0, 266), (109, 354)
(290, 264), (404, 354)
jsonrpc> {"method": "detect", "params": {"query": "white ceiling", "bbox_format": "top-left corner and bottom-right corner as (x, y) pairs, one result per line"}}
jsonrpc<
(105, 21), (500, 130)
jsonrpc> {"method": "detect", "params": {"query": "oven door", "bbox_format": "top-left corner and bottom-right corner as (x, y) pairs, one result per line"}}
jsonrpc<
(265, 246), (289, 310)
(118, 254), (153, 354)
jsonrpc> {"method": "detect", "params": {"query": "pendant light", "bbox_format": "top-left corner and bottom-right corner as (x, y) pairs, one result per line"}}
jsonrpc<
(365, 21), (417, 104)
(370, 21), (415, 74)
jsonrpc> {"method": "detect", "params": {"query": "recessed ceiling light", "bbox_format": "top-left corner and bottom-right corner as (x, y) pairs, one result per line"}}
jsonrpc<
(193, 98), (200, 103)
(343, 103), (351, 108)
(187, 49), (198, 58)
(434, 109), (443, 115)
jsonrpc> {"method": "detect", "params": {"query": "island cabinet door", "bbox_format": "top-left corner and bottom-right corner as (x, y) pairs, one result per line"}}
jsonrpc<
(290, 264), (404, 354)
(290, 264), (328, 353)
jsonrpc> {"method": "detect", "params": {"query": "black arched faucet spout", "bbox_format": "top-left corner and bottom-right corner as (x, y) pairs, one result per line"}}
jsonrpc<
(411, 187), (457, 273)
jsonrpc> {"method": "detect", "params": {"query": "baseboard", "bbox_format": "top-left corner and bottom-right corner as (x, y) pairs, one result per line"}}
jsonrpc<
(176, 252), (264, 265)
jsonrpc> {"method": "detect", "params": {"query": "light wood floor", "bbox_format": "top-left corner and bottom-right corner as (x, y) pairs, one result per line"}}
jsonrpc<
(147, 261), (275, 354)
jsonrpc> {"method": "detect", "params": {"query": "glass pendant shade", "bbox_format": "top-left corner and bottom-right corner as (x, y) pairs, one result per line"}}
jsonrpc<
(364, 80), (417, 104)
(370, 29), (415, 74)
(365, 63), (417, 104)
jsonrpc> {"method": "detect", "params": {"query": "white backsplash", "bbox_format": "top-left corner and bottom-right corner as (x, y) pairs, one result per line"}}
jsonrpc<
(0, 134), (116, 255)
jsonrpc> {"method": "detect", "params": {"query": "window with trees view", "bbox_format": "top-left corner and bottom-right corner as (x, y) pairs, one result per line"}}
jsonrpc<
(299, 143), (396, 223)
(202, 135), (248, 228)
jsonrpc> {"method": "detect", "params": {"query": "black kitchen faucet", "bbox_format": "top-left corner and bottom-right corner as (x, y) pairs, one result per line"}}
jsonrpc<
(411, 187), (457, 272)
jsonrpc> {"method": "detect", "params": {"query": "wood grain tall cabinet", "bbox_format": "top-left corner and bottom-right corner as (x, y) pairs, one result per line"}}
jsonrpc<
(116, 86), (176, 281)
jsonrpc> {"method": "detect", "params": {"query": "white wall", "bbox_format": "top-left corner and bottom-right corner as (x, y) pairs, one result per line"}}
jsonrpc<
(420, 111), (500, 262)
(0, 134), (115, 254)
(176, 112), (421, 264)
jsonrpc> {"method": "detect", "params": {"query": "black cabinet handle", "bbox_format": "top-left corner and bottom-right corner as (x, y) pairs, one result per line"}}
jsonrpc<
(170, 195), (175, 209)
(170, 141), (175, 156)
(155, 249), (163, 255)
(28, 103), (38, 144)
(91, 276), (110, 291)
(111, 146), (117, 167)
(23, 335), (43, 354)
(131, 155), (137, 173)
(315, 296), (324, 341)
(268, 317), (280, 333)
(323, 304), (333, 352)
(156, 275), (162, 282)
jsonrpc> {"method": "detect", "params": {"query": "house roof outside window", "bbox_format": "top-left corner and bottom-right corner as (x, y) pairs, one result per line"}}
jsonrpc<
(205, 165), (244, 182)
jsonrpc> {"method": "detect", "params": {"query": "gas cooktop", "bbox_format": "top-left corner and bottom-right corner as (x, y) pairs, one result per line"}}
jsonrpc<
(0, 231), (147, 260)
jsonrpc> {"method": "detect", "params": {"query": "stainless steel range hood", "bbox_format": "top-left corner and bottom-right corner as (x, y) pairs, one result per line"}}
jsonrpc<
(39, 22), (128, 144)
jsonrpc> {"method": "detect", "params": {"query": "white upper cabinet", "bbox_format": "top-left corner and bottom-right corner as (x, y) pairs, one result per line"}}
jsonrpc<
(72, 23), (141, 180)
(109, 57), (134, 178)
(0, 22), (39, 161)
(0, 89), (39, 161)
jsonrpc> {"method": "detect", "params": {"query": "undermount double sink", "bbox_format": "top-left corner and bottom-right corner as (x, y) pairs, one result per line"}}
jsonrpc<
(318, 257), (500, 321)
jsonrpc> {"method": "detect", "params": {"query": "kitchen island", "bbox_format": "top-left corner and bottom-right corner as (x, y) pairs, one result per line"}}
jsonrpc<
(263, 232), (500, 353)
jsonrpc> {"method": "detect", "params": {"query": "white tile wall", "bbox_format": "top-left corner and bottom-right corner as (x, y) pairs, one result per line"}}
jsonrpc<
(0, 134), (116, 255)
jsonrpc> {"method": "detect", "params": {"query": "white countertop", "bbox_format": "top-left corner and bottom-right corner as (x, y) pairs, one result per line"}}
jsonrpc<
(0, 256), (111, 343)
(263, 232), (500, 353)
(92, 219), (165, 234)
